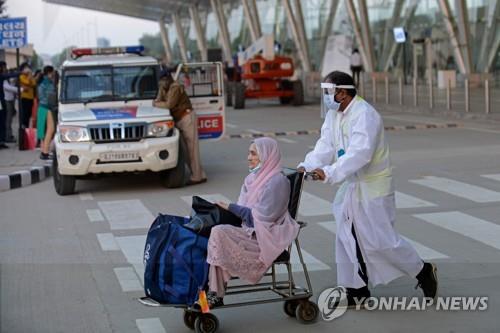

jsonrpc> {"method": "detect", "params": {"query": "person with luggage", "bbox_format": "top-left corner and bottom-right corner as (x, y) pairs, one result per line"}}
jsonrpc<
(205, 137), (300, 307)
(153, 71), (207, 186)
(297, 71), (438, 307)
(19, 63), (37, 129)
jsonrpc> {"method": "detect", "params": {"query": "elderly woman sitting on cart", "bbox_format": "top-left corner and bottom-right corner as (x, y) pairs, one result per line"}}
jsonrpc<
(207, 137), (300, 307)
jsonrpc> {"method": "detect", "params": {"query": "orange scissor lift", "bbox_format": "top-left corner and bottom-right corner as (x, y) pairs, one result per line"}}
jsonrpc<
(233, 35), (304, 109)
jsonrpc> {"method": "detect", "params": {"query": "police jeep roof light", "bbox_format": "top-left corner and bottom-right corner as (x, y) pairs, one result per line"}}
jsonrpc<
(71, 45), (145, 59)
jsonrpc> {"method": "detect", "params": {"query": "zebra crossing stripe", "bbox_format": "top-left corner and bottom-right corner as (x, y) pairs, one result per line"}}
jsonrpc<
(481, 174), (500, 182)
(97, 233), (119, 251)
(181, 193), (233, 206)
(395, 191), (436, 209)
(86, 209), (104, 222)
(414, 211), (500, 251)
(297, 192), (332, 217)
(79, 192), (94, 201)
(274, 246), (331, 274)
(116, 235), (147, 286)
(136, 318), (166, 333)
(98, 200), (154, 230)
(113, 267), (142, 292)
(409, 176), (500, 203)
(318, 221), (448, 260)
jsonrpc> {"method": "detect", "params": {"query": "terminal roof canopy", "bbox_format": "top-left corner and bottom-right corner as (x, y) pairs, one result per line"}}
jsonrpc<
(44, 0), (213, 22)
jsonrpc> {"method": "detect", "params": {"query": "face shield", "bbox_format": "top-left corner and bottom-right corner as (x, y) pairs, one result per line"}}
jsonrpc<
(320, 82), (356, 118)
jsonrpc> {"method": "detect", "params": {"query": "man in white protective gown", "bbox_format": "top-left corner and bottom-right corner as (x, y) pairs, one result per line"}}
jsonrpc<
(298, 71), (438, 307)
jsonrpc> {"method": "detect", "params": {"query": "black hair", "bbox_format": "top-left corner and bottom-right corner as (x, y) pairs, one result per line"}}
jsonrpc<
(324, 71), (357, 97)
(43, 65), (54, 76)
(20, 63), (31, 71)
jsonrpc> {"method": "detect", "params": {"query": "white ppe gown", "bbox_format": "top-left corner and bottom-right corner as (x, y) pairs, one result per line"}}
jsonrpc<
(299, 96), (423, 288)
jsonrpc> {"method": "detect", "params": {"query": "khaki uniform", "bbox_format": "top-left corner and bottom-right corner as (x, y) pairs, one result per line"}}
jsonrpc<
(156, 81), (206, 182)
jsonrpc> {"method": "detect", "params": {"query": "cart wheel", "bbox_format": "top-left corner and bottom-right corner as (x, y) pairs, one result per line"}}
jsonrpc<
(194, 313), (219, 333)
(283, 300), (299, 317)
(183, 310), (197, 330)
(295, 301), (319, 324)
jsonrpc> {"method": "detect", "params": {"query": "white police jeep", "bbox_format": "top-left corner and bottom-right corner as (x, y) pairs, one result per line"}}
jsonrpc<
(53, 46), (184, 195)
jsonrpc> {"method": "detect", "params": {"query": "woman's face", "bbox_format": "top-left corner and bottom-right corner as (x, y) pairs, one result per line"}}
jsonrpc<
(247, 143), (260, 169)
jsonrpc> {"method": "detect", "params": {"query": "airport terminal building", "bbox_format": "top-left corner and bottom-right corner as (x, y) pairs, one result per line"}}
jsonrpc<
(46, 0), (499, 84)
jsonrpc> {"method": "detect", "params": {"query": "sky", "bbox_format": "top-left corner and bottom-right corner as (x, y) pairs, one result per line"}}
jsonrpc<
(5, 0), (159, 56)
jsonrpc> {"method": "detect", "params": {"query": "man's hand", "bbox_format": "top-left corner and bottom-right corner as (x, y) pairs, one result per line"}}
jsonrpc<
(310, 168), (326, 181)
(216, 201), (230, 210)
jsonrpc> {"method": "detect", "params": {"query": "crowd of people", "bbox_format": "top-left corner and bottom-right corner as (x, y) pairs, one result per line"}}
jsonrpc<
(0, 62), (59, 159)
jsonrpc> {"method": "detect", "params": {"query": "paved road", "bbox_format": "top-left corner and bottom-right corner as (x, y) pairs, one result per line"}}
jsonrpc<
(1, 101), (499, 332)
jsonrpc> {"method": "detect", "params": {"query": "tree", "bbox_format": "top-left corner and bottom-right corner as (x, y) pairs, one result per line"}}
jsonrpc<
(31, 51), (44, 70)
(51, 46), (75, 69)
(139, 33), (164, 60)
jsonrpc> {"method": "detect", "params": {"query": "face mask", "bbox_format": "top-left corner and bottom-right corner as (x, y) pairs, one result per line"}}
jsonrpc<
(249, 162), (262, 173)
(324, 94), (340, 111)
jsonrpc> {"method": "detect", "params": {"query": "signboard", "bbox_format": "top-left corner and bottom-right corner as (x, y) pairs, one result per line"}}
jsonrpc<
(198, 115), (223, 139)
(393, 27), (406, 43)
(0, 17), (27, 48)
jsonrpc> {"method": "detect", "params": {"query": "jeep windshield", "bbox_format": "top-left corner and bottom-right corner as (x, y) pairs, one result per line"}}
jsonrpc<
(61, 65), (159, 104)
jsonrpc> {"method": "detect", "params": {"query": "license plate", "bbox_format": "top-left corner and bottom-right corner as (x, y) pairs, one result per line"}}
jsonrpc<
(100, 151), (139, 161)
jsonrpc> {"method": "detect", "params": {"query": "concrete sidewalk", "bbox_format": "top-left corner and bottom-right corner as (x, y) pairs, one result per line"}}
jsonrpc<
(0, 145), (52, 191)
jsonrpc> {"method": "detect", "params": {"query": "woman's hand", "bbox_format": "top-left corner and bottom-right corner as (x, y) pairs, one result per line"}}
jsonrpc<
(216, 201), (230, 210)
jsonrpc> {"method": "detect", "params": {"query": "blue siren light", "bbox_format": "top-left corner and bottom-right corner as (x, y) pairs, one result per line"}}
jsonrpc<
(71, 45), (145, 58)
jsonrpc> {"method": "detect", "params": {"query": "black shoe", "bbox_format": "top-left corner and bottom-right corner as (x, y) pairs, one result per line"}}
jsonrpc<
(415, 262), (438, 300)
(206, 292), (224, 308)
(0, 143), (8, 149)
(39, 152), (52, 160)
(346, 286), (371, 309)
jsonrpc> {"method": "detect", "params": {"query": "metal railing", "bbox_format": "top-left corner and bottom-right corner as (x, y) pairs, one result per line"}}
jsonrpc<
(359, 72), (496, 115)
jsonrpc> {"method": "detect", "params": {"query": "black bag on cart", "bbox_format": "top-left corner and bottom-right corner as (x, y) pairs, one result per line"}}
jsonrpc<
(183, 196), (242, 237)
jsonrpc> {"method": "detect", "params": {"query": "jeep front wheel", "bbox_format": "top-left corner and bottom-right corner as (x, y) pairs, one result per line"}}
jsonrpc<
(160, 138), (187, 188)
(53, 154), (76, 195)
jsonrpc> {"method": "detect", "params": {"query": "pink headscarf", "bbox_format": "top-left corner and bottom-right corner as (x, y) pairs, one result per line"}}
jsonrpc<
(239, 137), (283, 207)
(238, 137), (300, 267)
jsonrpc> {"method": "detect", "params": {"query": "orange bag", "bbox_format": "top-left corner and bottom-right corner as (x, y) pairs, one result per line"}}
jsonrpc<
(24, 127), (37, 150)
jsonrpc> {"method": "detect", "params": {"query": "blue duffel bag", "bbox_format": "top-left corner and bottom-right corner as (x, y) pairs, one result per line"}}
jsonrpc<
(143, 214), (209, 305)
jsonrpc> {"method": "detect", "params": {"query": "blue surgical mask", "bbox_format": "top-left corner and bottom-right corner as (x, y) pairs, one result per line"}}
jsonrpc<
(249, 162), (262, 173)
(324, 94), (340, 111)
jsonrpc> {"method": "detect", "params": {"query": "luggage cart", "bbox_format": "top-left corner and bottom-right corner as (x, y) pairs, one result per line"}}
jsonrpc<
(138, 169), (319, 332)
